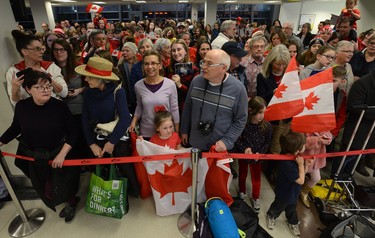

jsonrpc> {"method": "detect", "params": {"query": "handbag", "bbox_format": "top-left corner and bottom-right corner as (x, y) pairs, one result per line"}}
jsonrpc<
(85, 164), (128, 219)
(96, 84), (122, 133)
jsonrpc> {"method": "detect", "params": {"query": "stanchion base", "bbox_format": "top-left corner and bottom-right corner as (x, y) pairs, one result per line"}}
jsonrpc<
(177, 209), (194, 238)
(8, 208), (45, 238)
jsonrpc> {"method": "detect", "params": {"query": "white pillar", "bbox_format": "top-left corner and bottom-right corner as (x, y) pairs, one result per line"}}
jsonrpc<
(28, 0), (55, 32)
(191, 3), (198, 22)
(204, 0), (217, 27)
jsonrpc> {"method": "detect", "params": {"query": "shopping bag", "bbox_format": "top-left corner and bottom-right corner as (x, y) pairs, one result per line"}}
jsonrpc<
(85, 164), (128, 219)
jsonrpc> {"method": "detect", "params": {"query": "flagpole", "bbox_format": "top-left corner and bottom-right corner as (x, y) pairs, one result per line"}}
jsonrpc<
(177, 148), (201, 237)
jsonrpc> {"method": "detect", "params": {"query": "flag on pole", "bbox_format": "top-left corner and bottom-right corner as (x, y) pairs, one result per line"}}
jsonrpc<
(291, 68), (336, 133)
(86, 3), (104, 13)
(264, 56), (304, 121)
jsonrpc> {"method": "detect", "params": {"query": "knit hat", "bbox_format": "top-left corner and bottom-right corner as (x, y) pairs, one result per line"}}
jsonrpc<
(75, 56), (119, 81)
(319, 25), (333, 35)
(309, 37), (324, 48)
(122, 42), (138, 54)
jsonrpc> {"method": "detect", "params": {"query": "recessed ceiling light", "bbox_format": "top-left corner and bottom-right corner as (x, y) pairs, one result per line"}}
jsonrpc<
(135, 0), (147, 3)
(224, 0), (237, 2)
(93, 1), (106, 4)
(179, 0), (189, 2)
(53, 0), (77, 2)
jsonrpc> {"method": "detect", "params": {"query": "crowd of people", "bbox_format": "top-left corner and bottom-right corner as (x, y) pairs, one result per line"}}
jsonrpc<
(1, 0), (375, 235)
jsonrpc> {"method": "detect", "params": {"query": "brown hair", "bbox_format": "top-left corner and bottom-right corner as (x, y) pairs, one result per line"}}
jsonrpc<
(279, 130), (306, 155)
(248, 96), (268, 133)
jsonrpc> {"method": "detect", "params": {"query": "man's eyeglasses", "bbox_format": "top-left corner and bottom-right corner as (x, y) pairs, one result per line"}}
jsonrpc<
(200, 60), (224, 68)
(52, 48), (67, 53)
(26, 47), (46, 53)
(143, 62), (160, 67)
(322, 54), (336, 60)
(32, 84), (53, 92)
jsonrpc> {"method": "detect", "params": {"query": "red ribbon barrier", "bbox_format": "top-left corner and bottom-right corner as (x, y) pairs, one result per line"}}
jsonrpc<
(2, 148), (375, 167)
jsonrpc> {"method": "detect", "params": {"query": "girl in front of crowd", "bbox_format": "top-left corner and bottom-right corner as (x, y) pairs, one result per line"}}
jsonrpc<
(150, 105), (182, 150)
(234, 96), (272, 213)
(166, 39), (199, 114)
(299, 45), (336, 80)
(298, 38), (324, 67)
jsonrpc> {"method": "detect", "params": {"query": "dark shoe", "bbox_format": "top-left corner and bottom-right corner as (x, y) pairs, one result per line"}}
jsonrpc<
(366, 154), (375, 170)
(0, 201), (4, 209)
(59, 198), (80, 223)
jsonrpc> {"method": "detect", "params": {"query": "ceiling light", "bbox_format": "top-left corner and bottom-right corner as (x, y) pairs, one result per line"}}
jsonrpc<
(179, 0), (189, 2)
(135, 0), (147, 3)
(93, 1), (106, 4)
(224, 0), (237, 2)
(53, 0), (77, 2)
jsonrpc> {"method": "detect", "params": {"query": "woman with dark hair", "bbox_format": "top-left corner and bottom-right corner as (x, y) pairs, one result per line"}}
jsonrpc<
(358, 28), (375, 51)
(297, 23), (315, 49)
(195, 40), (212, 71)
(264, 30), (287, 57)
(6, 30), (67, 106)
(129, 50), (179, 139)
(272, 19), (282, 28)
(0, 69), (80, 223)
(43, 32), (58, 61)
(51, 39), (88, 159)
(298, 38), (324, 67)
(327, 32), (340, 48)
(204, 24), (213, 42)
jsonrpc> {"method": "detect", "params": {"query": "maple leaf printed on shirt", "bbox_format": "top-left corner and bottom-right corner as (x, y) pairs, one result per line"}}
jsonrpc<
(149, 160), (192, 206)
(274, 83), (288, 98)
(305, 91), (320, 110)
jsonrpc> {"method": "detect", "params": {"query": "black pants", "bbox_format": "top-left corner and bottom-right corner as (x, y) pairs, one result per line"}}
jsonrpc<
(267, 197), (298, 225)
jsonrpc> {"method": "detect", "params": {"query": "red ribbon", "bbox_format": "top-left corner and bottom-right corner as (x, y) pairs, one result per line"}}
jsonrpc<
(85, 65), (112, 76)
(2, 148), (375, 167)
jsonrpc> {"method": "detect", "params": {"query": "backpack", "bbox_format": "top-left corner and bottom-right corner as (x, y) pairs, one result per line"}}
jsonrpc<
(205, 197), (245, 238)
(230, 197), (259, 237)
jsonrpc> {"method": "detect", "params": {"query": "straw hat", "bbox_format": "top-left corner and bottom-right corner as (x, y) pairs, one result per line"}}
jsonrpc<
(75, 57), (119, 81)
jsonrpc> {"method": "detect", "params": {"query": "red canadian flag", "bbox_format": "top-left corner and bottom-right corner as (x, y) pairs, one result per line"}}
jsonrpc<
(86, 3), (104, 13)
(264, 56), (304, 121)
(291, 68), (336, 133)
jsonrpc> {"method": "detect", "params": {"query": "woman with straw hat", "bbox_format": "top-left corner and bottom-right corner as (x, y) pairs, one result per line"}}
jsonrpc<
(76, 56), (139, 197)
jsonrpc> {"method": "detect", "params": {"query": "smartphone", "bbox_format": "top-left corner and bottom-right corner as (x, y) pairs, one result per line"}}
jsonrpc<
(16, 68), (33, 78)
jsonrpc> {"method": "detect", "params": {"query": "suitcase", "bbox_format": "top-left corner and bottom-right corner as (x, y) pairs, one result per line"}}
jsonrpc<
(310, 179), (346, 201)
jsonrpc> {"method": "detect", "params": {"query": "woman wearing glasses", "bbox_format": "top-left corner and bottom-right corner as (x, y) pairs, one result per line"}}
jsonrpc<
(6, 30), (67, 106)
(51, 39), (89, 159)
(129, 49), (179, 140)
(0, 69), (80, 223)
(299, 45), (336, 80)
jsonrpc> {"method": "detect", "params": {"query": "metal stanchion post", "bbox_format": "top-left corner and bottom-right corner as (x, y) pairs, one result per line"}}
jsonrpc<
(177, 148), (201, 238)
(0, 150), (45, 238)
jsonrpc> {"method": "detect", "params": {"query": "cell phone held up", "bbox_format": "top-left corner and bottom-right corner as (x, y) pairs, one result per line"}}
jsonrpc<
(16, 68), (33, 79)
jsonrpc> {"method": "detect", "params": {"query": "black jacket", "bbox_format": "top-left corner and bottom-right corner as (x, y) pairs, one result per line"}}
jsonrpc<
(342, 69), (375, 150)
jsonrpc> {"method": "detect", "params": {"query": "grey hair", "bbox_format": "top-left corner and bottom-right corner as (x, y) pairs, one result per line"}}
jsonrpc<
(335, 40), (354, 52)
(154, 38), (171, 52)
(138, 38), (154, 51)
(218, 50), (231, 71)
(220, 20), (236, 33)
(249, 36), (268, 48)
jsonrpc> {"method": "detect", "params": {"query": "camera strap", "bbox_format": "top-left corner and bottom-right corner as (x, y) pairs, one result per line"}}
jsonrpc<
(198, 74), (226, 128)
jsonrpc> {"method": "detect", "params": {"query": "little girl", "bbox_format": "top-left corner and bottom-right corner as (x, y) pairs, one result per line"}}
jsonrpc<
(299, 45), (336, 80)
(336, 0), (361, 30)
(234, 96), (272, 213)
(150, 105), (182, 150)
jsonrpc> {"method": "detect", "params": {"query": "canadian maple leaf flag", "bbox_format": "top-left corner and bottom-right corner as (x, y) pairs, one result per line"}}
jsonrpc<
(86, 3), (103, 13)
(264, 56), (304, 121)
(136, 140), (209, 216)
(291, 68), (336, 133)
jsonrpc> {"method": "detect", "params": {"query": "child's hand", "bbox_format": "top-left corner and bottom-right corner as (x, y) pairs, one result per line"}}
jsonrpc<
(295, 156), (304, 166)
(306, 159), (314, 166)
(138, 136), (144, 141)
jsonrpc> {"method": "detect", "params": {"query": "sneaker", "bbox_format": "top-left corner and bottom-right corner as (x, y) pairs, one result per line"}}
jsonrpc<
(59, 197), (80, 223)
(252, 199), (260, 213)
(239, 192), (247, 200)
(266, 215), (276, 230)
(288, 223), (301, 236)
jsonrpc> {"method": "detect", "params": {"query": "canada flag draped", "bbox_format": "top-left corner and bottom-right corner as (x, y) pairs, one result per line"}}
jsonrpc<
(86, 3), (103, 13)
(291, 68), (336, 133)
(264, 56), (304, 121)
(136, 140), (209, 216)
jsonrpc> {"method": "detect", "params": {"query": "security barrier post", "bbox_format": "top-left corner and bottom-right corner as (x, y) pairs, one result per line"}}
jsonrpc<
(0, 150), (45, 237)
